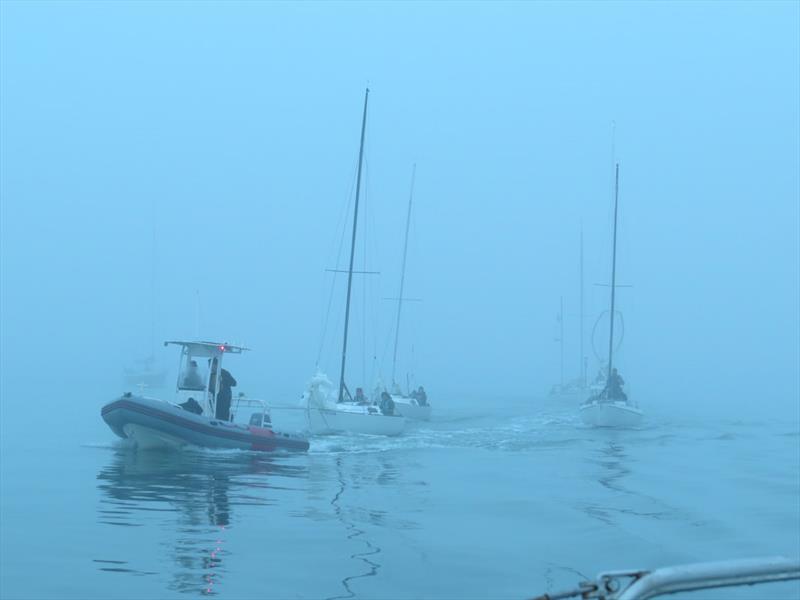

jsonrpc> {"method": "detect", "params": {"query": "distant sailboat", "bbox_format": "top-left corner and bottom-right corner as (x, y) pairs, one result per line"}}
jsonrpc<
(383, 165), (431, 421)
(124, 207), (167, 389)
(303, 89), (405, 436)
(124, 356), (167, 389)
(548, 229), (603, 404)
(579, 163), (643, 427)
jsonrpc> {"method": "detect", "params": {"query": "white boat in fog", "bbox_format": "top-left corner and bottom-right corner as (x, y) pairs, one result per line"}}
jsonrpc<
(124, 356), (168, 389)
(105, 341), (309, 452)
(391, 394), (431, 421)
(579, 163), (644, 428)
(548, 229), (603, 406)
(123, 202), (168, 391)
(303, 89), (405, 437)
(304, 372), (404, 436)
(381, 165), (431, 421)
(579, 396), (643, 427)
(549, 379), (602, 406)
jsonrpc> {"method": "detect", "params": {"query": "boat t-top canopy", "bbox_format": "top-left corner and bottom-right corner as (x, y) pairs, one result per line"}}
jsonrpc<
(164, 340), (250, 357)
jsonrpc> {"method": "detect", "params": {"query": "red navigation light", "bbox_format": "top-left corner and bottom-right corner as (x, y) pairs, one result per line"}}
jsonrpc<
(219, 345), (225, 352)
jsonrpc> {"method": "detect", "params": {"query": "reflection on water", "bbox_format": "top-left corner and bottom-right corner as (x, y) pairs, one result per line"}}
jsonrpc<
(326, 454), (401, 600)
(95, 446), (417, 599)
(596, 440), (629, 495)
(96, 448), (307, 596)
(580, 439), (632, 525)
(327, 456), (381, 600)
(583, 435), (681, 526)
(1, 402), (793, 600)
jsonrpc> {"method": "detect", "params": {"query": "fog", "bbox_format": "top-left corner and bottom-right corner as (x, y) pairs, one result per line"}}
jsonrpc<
(2, 1), (798, 417)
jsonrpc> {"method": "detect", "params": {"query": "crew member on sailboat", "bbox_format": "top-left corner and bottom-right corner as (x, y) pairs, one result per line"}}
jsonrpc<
(579, 162), (643, 427)
(606, 368), (627, 401)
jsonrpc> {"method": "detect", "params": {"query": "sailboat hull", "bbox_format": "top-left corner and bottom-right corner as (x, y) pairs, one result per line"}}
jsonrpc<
(305, 405), (405, 436)
(579, 400), (643, 428)
(391, 396), (431, 421)
(102, 395), (309, 451)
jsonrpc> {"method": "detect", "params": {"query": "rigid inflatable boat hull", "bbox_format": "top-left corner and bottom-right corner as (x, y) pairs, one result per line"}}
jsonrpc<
(102, 395), (309, 452)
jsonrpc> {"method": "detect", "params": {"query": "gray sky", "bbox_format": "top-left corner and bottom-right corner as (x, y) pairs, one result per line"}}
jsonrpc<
(1, 1), (798, 413)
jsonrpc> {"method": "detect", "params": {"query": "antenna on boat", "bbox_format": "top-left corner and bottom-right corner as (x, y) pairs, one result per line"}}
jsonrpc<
(338, 88), (370, 404)
(610, 120), (616, 174)
(558, 296), (564, 387)
(391, 163), (416, 388)
(607, 163), (620, 383)
(150, 198), (157, 361)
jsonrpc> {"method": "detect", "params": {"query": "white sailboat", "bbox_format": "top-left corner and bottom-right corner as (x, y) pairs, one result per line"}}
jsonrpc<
(548, 230), (603, 405)
(384, 165), (431, 421)
(548, 295), (582, 402)
(124, 206), (167, 389)
(303, 88), (405, 436)
(124, 356), (167, 389)
(579, 163), (643, 427)
(304, 372), (404, 436)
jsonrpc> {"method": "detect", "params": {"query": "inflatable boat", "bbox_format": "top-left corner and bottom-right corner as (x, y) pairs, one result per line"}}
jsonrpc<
(103, 340), (309, 452)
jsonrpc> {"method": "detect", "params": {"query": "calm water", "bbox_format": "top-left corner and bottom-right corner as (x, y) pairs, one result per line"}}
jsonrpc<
(1, 392), (799, 599)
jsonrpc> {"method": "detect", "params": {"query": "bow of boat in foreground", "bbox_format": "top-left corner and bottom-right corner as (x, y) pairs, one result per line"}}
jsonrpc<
(532, 556), (800, 600)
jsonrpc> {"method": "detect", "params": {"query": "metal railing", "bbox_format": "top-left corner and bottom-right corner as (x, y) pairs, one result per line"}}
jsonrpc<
(532, 556), (800, 600)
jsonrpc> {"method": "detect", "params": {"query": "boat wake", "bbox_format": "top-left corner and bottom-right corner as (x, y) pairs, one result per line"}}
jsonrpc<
(307, 410), (585, 455)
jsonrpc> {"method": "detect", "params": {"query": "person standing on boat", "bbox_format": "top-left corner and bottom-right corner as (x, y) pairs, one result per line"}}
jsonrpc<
(606, 368), (627, 401)
(416, 386), (428, 406)
(379, 391), (395, 416)
(209, 358), (237, 421)
(354, 387), (368, 405)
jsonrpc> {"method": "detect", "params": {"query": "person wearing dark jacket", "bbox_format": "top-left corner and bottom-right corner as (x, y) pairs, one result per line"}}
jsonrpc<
(416, 386), (428, 407)
(379, 391), (395, 416)
(210, 358), (237, 421)
(606, 368), (627, 401)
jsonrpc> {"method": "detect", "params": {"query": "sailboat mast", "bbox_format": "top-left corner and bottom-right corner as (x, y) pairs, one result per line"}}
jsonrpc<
(559, 295), (564, 387)
(338, 88), (370, 403)
(579, 223), (584, 386)
(150, 202), (156, 359)
(607, 163), (620, 382)
(391, 164), (416, 387)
